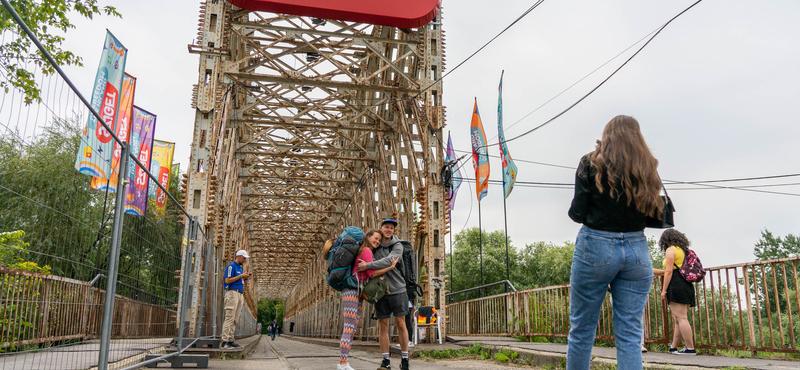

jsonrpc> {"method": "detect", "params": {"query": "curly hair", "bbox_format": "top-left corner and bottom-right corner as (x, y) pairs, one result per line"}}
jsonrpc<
(659, 228), (690, 252)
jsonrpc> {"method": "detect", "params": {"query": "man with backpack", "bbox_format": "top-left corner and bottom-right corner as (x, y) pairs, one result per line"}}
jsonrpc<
(357, 218), (412, 370)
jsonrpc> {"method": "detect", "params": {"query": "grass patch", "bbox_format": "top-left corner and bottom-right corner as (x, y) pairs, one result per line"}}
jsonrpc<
(415, 344), (526, 366)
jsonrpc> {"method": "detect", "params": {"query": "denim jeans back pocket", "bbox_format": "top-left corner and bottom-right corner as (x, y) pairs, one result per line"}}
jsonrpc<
(575, 232), (614, 267)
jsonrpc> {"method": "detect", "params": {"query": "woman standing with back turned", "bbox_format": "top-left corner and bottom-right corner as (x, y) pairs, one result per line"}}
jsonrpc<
(567, 115), (667, 370)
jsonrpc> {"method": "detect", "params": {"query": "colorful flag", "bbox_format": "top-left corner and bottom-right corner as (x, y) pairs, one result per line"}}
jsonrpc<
(124, 107), (157, 217)
(497, 71), (518, 198)
(445, 132), (463, 210)
(74, 31), (127, 178)
(470, 98), (490, 201)
(90, 74), (136, 191)
(148, 140), (175, 216)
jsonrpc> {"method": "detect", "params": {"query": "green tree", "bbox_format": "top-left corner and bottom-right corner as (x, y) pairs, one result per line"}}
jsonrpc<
(753, 230), (800, 260)
(257, 299), (285, 333)
(516, 241), (574, 289)
(0, 118), (183, 305)
(449, 228), (519, 295)
(0, 0), (120, 103)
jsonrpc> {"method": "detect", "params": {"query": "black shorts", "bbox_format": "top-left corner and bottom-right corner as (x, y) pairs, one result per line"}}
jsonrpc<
(666, 269), (696, 307)
(374, 292), (408, 319)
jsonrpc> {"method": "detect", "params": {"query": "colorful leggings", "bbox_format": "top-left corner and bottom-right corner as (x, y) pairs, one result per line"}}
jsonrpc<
(339, 288), (363, 363)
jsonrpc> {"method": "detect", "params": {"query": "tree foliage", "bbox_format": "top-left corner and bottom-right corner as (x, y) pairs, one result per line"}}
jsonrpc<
(257, 299), (285, 333)
(0, 118), (183, 305)
(0, 0), (121, 103)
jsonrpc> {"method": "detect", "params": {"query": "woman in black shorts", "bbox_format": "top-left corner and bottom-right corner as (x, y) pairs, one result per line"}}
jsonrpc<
(654, 229), (696, 355)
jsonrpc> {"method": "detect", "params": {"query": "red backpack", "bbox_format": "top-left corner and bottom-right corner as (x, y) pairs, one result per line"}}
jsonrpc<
(678, 249), (705, 283)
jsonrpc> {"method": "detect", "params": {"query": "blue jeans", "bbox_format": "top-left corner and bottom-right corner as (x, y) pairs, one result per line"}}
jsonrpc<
(567, 226), (652, 370)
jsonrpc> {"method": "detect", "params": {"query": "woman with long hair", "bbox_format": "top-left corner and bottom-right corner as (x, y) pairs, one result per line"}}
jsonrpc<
(336, 229), (398, 370)
(567, 115), (667, 370)
(654, 229), (696, 355)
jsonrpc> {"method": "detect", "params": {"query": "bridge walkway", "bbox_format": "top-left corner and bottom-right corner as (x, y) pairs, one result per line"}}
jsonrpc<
(451, 336), (800, 370)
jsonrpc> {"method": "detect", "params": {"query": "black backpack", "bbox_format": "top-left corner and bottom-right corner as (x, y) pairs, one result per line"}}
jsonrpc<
(397, 240), (423, 301)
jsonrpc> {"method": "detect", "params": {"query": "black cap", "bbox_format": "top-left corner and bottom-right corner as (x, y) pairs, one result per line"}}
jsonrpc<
(381, 218), (398, 226)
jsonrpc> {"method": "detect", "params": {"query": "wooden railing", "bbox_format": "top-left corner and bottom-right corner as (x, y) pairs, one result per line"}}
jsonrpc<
(0, 267), (176, 350)
(447, 257), (800, 353)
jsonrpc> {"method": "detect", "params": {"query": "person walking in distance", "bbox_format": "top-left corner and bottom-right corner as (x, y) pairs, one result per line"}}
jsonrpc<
(269, 320), (278, 341)
(567, 115), (670, 370)
(357, 218), (410, 370)
(653, 229), (697, 355)
(221, 250), (250, 349)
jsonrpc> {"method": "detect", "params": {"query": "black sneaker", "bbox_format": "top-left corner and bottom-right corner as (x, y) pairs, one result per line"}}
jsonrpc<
(400, 358), (409, 370)
(378, 358), (391, 370)
(675, 348), (697, 356)
(222, 342), (233, 350)
(668, 347), (678, 354)
(229, 342), (241, 348)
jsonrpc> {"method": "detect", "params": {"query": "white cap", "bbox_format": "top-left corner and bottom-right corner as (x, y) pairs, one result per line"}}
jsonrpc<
(235, 250), (250, 259)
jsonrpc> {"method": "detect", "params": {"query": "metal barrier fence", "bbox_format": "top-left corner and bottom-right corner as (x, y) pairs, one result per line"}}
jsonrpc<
(0, 1), (255, 369)
(447, 256), (800, 353)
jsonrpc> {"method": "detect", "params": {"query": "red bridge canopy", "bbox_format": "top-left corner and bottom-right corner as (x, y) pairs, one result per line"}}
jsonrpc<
(229, 0), (440, 28)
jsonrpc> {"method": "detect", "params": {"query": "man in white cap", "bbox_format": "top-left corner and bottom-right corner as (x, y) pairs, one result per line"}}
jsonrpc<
(221, 249), (250, 349)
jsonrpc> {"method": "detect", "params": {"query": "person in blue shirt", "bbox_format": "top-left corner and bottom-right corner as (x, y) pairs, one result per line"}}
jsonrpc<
(221, 249), (250, 349)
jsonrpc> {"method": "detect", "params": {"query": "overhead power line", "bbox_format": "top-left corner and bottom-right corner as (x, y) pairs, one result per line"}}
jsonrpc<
(487, 0), (705, 148)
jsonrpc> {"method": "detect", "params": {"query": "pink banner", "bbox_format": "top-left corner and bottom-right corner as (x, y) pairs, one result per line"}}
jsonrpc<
(124, 107), (156, 217)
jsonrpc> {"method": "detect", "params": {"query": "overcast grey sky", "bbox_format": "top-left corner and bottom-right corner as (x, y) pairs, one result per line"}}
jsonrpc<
(62, 0), (800, 267)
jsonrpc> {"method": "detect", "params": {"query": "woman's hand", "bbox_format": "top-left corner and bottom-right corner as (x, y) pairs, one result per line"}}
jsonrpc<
(389, 257), (399, 269)
(661, 291), (667, 301)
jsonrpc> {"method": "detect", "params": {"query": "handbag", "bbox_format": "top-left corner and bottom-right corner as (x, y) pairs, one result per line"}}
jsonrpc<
(645, 176), (675, 229)
(362, 277), (388, 304)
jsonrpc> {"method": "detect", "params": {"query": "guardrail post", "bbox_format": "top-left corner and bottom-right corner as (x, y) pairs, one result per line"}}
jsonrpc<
(178, 217), (197, 348)
(98, 143), (130, 370)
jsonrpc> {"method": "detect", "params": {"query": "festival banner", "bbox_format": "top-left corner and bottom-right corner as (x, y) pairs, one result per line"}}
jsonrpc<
(90, 74), (136, 191)
(470, 98), (490, 201)
(124, 107), (157, 217)
(445, 132), (463, 210)
(74, 31), (127, 178)
(148, 140), (175, 216)
(497, 71), (518, 198)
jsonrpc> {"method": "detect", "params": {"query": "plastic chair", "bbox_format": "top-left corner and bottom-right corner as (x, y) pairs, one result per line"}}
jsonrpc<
(413, 306), (441, 345)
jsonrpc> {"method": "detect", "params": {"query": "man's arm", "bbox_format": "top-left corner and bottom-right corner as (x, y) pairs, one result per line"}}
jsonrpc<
(366, 243), (403, 270)
(224, 264), (249, 284)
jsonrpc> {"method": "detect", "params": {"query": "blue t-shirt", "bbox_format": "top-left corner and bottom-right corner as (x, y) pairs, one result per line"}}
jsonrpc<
(224, 261), (244, 292)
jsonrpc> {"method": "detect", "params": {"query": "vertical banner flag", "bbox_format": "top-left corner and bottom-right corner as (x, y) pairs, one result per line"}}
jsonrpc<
(75, 31), (128, 178)
(497, 71), (518, 198)
(90, 74), (136, 191)
(445, 132), (463, 210)
(470, 98), (490, 201)
(149, 140), (175, 216)
(125, 107), (157, 216)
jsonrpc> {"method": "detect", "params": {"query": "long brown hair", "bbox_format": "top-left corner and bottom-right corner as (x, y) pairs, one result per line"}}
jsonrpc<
(589, 115), (663, 218)
(358, 230), (382, 255)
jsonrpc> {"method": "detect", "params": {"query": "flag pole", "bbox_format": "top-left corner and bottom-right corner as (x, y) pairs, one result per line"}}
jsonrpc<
(502, 182), (510, 290)
(449, 209), (454, 292)
(478, 197), (484, 287)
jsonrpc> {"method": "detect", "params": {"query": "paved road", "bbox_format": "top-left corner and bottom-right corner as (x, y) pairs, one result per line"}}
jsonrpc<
(208, 336), (525, 370)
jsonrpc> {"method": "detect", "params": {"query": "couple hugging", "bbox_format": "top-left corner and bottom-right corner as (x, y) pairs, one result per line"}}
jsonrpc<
(323, 218), (417, 370)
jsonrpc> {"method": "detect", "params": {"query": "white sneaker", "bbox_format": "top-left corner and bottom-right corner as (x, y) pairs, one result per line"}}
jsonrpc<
(337, 364), (356, 370)
(408, 342), (415, 348)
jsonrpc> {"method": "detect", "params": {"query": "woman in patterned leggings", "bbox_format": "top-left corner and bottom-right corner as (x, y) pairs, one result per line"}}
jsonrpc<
(338, 230), (398, 370)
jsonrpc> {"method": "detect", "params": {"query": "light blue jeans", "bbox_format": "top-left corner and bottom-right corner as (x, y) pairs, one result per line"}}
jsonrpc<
(567, 226), (652, 370)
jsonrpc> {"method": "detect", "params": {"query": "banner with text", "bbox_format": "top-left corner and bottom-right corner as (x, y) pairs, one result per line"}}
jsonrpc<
(149, 140), (175, 216)
(124, 107), (156, 217)
(90, 73), (136, 191)
(74, 31), (127, 179)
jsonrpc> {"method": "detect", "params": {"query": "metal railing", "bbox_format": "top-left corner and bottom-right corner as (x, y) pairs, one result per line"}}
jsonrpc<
(0, 267), (175, 349)
(447, 256), (800, 353)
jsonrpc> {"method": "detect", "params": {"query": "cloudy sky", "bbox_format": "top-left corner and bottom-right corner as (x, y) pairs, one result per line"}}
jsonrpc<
(59, 0), (800, 267)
